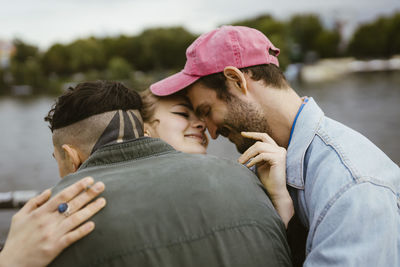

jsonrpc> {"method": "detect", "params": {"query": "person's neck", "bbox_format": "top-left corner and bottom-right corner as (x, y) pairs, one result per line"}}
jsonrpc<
(256, 87), (302, 148)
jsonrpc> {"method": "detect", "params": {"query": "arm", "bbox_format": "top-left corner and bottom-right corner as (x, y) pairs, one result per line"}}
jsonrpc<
(0, 177), (106, 267)
(238, 132), (294, 228)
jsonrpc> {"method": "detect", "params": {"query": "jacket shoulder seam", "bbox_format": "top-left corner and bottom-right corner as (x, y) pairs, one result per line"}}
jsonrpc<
(315, 130), (360, 180)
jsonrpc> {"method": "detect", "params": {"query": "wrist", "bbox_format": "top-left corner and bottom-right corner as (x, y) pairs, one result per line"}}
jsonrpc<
(270, 195), (294, 228)
(0, 247), (27, 267)
(269, 190), (292, 203)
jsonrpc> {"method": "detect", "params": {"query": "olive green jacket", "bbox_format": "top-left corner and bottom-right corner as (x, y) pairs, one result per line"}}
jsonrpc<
(50, 137), (292, 267)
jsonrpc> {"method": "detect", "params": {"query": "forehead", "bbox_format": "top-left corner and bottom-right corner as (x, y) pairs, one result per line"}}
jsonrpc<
(186, 83), (218, 108)
(157, 95), (192, 110)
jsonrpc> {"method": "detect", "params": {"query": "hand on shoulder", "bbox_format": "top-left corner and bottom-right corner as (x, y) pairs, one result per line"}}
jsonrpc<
(0, 177), (106, 267)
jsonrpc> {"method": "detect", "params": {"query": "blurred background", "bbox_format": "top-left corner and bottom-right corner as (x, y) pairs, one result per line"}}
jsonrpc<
(1, 0), (400, 244)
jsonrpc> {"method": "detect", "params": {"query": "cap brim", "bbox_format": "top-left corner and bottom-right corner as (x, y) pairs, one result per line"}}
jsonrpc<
(150, 71), (200, 96)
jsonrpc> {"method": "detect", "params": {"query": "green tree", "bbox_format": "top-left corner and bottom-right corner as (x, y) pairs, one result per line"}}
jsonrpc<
(0, 67), (7, 94)
(134, 27), (196, 71)
(347, 12), (400, 58)
(288, 14), (324, 61)
(314, 30), (341, 58)
(232, 14), (286, 38)
(107, 57), (133, 80)
(9, 40), (47, 91)
(12, 39), (39, 63)
(67, 38), (107, 73)
(10, 58), (46, 92)
(42, 44), (71, 75)
(101, 35), (141, 69)
(387, 13), (400, 56)
(348, 18), (389, 58)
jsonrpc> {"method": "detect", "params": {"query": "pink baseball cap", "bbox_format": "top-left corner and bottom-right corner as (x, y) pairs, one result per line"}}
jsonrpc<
(150, 25), (280, 96)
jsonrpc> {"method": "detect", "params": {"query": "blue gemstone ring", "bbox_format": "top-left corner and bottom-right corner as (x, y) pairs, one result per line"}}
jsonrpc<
(57, 203), (70, 216)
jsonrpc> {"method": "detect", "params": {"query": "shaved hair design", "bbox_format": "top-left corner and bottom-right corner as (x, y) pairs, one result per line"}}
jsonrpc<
(91, 109), (143, 154)
(46, 81), (144, 158)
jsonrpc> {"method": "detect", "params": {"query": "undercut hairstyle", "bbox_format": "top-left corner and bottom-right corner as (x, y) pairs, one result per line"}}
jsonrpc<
(196, 64), (290, 101)
(45, 81), (144, 157)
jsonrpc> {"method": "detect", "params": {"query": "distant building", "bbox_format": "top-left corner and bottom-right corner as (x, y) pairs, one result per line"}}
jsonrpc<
(0, 40), (15, 68)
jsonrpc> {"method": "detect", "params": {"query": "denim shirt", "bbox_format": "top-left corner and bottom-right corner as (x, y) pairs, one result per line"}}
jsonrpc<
(286, 98), (400, 266)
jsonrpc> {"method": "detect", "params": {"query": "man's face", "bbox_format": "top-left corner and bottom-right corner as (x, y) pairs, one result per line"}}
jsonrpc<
(186, 82), (270, 153)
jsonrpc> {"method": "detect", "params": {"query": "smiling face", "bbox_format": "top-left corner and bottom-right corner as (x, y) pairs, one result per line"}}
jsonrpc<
(144, 95), (208, 154)
(186, 82), (269, 153)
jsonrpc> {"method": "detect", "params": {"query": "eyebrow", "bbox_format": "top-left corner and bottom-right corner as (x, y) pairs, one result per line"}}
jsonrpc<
(173, 103), (193, 110)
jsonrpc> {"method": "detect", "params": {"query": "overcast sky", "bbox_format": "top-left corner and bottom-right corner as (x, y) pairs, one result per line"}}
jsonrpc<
(1, 0), (400, 49)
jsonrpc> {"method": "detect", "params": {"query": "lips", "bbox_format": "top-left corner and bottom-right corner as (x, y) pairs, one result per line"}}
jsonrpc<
(185, 133), (207, 145)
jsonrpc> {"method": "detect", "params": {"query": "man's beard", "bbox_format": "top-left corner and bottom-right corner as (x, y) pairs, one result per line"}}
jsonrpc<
(218, 96), (270, 154)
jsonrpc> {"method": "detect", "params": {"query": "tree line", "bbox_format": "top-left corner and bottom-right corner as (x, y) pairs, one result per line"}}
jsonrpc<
(0, 12), (399, 95)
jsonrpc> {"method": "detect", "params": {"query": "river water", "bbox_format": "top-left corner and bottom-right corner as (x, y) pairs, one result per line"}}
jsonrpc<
(1, 72), (399, 244)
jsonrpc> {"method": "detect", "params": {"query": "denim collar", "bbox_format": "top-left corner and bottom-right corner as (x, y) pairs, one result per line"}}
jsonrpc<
(286, 97), (324, 189)
(79, 137), (176, 170)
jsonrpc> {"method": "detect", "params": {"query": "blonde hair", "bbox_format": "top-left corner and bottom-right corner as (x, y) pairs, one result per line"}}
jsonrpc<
(139, 89), (162, 123)
(140, 89), (188, 122)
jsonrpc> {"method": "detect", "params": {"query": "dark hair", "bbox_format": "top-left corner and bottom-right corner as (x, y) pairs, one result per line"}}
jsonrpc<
(197, 64), (289, 100)
(45, 81), (142, 132)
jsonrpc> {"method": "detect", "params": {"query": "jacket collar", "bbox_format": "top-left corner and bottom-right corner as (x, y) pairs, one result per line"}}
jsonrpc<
(79, 137), (176, 170)
(286, 97), (324, 189)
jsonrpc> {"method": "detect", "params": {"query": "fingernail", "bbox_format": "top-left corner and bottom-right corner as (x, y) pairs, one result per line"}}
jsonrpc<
(85, 221), (95, 231)
(92, 182), (105, 192)
(85, 176), (94, 185)
(43, 188), (52, 197)
(97, 197), (106, 206)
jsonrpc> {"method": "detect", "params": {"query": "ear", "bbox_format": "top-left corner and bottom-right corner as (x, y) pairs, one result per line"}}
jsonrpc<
(223, 66), (248, 95)
(143, 123), (152, 137)
(61, 144), (83, 172)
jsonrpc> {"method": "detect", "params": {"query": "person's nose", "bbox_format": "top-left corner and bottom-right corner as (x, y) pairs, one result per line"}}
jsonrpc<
(206, 121), (218, 139)
(192, 118), (206, 131)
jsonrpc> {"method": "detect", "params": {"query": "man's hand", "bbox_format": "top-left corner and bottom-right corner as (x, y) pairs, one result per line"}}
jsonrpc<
(238, 132), (294, 228)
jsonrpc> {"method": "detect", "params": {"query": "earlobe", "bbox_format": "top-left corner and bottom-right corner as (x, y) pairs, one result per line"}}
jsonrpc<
(143, 124), (152, 137)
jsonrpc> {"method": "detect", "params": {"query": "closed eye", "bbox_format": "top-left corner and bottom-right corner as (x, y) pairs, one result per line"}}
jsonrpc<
(172, 112), (189, 118)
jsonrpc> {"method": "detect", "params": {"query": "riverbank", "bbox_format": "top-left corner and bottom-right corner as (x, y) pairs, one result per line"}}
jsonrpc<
(291, 56), (400, 83)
